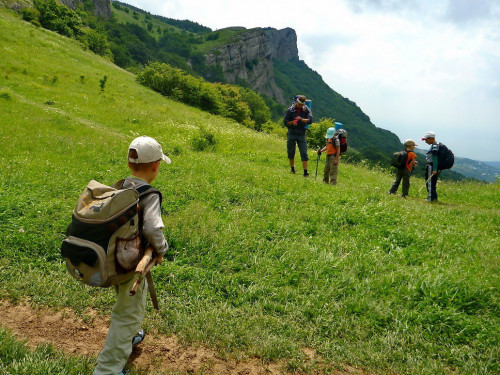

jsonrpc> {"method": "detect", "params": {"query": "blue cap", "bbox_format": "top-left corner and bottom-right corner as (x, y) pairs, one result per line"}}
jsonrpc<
(325, 127), (335, 138)
(335, 122), (344, 130)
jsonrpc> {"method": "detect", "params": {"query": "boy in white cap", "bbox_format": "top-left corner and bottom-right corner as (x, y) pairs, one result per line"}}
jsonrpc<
(94, 136), (170, 375)
(389, 139), (418, 197)
(422, 131), (439, 202)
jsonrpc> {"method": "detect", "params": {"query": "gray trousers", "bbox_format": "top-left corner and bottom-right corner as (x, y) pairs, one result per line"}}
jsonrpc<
(94, 276), (147, 375)
(389, 168), (411, 196)
(425, 164), (438, 201)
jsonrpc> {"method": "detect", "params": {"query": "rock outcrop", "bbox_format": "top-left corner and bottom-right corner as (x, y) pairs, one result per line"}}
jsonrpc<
(205, 27), (299, 105)
(58, 0), (111, 18)
(264, 27), (299, 61)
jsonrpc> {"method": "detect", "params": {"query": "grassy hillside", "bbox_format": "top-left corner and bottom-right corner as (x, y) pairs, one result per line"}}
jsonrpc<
(1, 7), (499, 375)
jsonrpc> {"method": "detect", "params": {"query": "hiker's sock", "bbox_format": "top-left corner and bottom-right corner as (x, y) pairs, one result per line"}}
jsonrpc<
(303, 169), (309, 177)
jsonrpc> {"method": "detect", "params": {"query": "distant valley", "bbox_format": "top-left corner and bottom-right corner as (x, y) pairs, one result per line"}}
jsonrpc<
(453, 158), (500, 183)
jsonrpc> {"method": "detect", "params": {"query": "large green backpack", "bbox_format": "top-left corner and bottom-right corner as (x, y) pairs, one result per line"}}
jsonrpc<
(60, 179), (160, 287)
(391, 150), (409, 169)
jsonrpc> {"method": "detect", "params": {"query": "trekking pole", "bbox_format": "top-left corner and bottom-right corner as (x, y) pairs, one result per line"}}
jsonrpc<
(418, 175), (433, 194)
(315, 152), (321, 180)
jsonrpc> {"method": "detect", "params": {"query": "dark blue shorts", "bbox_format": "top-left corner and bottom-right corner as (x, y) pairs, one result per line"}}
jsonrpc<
(287, 133), (309, 161)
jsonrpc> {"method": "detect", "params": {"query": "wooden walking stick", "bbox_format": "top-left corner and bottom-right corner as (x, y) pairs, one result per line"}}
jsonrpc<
(418, 176), (431, 194)
(129, 246), (160, 310)
(418, 173), (435, 194)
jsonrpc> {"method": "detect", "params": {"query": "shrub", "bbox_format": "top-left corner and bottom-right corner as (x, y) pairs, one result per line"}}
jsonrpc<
(137, 62), (271, 128)
(205, 32), (220, 41)
(191, 127), (216, 151)
(307, 118), (335, 150)
(99, 75), (107, 92)
(33, 0), (83, 38)
(80, 28), (113, 60)
(239, 88), (271, 129)
(0, 91), (12, 100)
(20, 7), (40, 25)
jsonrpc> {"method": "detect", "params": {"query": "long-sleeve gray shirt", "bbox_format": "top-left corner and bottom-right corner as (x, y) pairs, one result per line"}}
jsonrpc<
(123, 177), (168, 256)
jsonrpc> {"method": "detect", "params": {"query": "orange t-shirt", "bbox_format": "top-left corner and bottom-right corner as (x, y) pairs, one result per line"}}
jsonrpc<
(405, 151), (417, 171)
(325, 137), (340, 155)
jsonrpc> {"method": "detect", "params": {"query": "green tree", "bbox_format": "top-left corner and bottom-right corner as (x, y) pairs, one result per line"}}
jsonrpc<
(307, 118), (335, 150)
(34, 0), (83, 38)
(83, 28), (113, 60)
(239, 88), (271, 129)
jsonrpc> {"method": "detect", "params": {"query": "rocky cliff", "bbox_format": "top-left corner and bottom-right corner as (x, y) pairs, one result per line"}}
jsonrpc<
(58, 0), (110, 18)
(264, 27), (299, 61)
(205, 27), (299, 105)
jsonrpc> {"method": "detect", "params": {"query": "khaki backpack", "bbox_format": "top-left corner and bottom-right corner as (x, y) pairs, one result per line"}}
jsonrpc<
(60, 179), (160, 287)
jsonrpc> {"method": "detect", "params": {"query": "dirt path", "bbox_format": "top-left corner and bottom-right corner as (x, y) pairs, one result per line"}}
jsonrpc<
(0, 301), (370, 375)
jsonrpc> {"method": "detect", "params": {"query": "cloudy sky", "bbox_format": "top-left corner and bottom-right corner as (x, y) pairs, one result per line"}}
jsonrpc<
(123, 0), (500, 161)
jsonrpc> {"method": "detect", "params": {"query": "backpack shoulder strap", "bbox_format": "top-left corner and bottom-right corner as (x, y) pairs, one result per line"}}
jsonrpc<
(137, 185), (163, 206)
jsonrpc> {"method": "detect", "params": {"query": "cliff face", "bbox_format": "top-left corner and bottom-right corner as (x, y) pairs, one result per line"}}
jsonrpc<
(265, 27), (298, 61)
(205, 27), (299, 105)
(58, 0), (111, 18)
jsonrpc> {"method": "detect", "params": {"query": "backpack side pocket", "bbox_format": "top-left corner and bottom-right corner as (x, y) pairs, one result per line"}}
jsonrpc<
(61, 237), (107, 287)
(115, 231), (143, 272)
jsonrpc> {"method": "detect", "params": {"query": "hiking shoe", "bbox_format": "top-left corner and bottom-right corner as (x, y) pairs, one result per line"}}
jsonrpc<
(290, 167), (296, 174)
(132, 329), (145, 347)
(303, 172), (309, 177)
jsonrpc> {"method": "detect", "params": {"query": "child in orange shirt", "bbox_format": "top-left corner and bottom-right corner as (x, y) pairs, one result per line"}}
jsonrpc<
(389, 139), (418, 197)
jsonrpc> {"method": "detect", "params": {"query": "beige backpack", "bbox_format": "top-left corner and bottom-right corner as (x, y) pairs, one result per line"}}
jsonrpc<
(60, 179), (160, 287)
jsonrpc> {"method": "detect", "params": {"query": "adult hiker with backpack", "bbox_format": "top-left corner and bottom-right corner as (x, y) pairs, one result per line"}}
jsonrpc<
(283, 94), (313, 176)
(317, 126), (348, 185)
(421, 131), (454, 202)
(61, 136), (170, 375)
(388, 139), (418, 197)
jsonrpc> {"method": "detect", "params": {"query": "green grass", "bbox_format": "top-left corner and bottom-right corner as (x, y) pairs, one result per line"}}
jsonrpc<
(0, 7), (499, 375)
(0, 328), (96, 375)
(111, 5), (177, 40)
(195, 28), (255, 53)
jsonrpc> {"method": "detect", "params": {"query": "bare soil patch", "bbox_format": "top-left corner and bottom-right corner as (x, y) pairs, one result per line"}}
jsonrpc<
(0, 301), (371, 374)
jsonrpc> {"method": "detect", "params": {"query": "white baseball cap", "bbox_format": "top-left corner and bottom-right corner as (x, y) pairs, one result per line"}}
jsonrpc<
(128, 136), (171, 164)
(421, 131), (436, 140)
